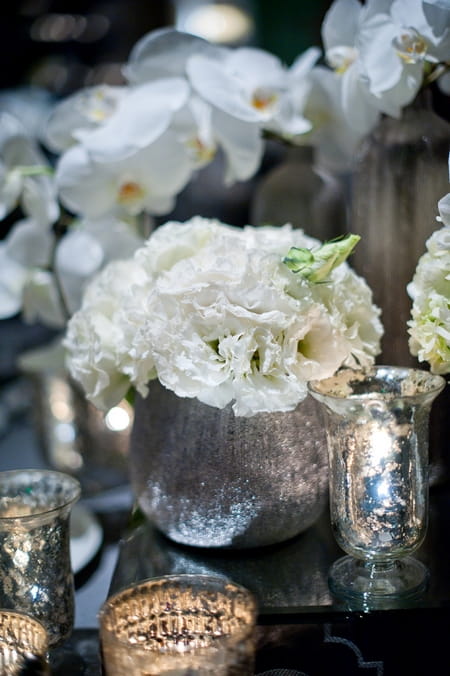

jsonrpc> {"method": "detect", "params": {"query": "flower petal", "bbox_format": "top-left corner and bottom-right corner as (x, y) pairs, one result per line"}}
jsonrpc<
(75, 79), (190, 162)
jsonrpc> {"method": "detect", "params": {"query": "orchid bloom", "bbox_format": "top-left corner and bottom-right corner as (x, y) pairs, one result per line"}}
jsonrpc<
(124, 28), (265, 184)
(322, 0), (450, 120)
(55, 130), (193, 219)
(187, 45), (313, 135)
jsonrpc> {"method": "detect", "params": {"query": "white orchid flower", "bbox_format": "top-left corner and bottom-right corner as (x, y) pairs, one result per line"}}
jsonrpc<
(172, 94), (264, 184)
(124, 27), (224, 83)
(322, 0), (448, 120)
(44, 85), (126, 153)
(187, 46), (290, 125)
(0, 127), (59, 225)
(358, 0), (450, 115)
(74, 78), (190, 163)
(56, 130), (193, 219)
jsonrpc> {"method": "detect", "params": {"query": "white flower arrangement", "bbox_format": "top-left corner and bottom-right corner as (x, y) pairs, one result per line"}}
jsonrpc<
(63, 217), (383, 417)
(0, 0), (448, 330)
(408, 189), (450, 374)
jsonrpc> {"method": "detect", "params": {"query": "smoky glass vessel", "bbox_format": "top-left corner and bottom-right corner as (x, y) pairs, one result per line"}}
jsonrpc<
(308, 366), (445, 601)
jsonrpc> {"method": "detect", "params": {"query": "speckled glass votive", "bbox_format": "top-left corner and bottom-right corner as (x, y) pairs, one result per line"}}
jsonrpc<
(0, 609), (49, 675)
(0, 469), (81, 646)
(99, 574), (258, 675)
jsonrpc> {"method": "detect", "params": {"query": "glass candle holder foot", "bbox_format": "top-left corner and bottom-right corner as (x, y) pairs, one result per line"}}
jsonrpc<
(329, 555), (430, 601)
(309, 366), (445, 604)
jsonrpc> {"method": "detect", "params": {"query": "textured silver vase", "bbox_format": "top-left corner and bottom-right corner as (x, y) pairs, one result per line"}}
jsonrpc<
(129, 382), (328, 549)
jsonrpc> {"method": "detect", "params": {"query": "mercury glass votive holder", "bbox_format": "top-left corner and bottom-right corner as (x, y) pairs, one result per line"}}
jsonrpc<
(0, 469), (81, 646)
(99, 574), (258, 675)
(0, 609), (49, 675)
(308, 366), (446, 601)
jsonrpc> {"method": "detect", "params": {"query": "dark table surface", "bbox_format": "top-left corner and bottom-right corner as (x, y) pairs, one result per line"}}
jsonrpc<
(1, 362), (450, 675)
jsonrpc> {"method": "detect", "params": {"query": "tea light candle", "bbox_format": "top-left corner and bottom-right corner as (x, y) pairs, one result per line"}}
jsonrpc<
(99, 574), (257, 675)
(0, 610), (49, 675)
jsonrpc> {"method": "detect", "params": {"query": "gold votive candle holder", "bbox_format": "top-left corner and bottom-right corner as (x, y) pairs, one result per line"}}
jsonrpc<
(0, 469), (81, 646)
(99, 574), (258, 675)
(0, 609), (49, 675)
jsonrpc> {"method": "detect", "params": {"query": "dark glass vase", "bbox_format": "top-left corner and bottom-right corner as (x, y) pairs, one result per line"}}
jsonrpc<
(350, 92), (450, 367)
(250, 145), (348, 242)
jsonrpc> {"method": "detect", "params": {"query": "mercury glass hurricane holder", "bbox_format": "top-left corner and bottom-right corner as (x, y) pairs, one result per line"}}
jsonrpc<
(99, 574), (258, 676)
(0, 609), (50, 675)
(0, 469), (81, 646)
(308, 366), (446, 603)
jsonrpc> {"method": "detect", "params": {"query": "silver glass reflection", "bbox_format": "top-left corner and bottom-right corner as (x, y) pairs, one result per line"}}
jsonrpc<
(308, 366), (445, 601)
(0, 469), (81, 645)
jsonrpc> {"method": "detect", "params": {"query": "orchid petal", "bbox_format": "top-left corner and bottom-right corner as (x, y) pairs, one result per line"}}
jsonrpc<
(75, 79), (190, 162)
(225, 47), (288, 89)
(437, 193), (450, 227)
(44, 85), (125, 153)
(124, 27), (226, 83)
(187, 54), (265, 122)
(0, 244), (27, 318)
(5, 219), (53, 267)
(358, 14), (403, 94)
(22, 269), (66, 328)
(56, 145), (116, 218)
(341, 63), (380, 134)
(422, 0), (450, 37)
(212, 109), (263, 184)
(290, 47), (322, 80)
(321, 0), (362, 50)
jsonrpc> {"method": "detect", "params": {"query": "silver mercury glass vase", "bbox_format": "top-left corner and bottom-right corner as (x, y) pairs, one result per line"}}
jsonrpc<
(128, 381), (329, 549)
(309, 366), (445, 602)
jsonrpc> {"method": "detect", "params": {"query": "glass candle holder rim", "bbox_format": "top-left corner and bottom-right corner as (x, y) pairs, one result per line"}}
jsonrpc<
(308, 365), (446, 402)
(0, 468), (81, 522)
(99, 573), (258, 650)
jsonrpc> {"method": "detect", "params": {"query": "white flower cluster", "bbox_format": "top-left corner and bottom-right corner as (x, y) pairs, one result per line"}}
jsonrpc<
(64, 217), (383, 416)
(408, 191), (450, 374)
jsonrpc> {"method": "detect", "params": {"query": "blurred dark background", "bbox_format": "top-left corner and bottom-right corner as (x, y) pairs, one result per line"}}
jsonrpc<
(0, 1), (331, 95)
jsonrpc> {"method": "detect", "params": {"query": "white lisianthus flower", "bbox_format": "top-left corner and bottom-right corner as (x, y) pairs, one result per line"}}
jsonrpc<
(64, 217), (383, 416)
(408, 219), (450, 374)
